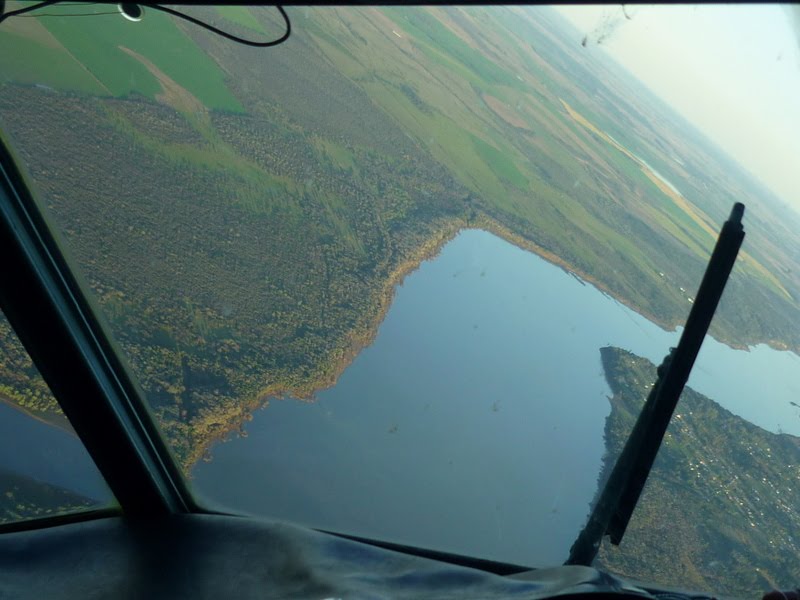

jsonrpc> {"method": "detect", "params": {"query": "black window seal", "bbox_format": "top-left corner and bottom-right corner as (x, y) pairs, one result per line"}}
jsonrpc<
(0, 507), (123, 535)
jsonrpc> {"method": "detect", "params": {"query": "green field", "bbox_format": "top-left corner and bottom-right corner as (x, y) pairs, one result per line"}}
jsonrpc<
(469, 133), (528, 189)
(0, 31), (105, 93)
(2, 4), (241, 110)
(215, 6), (265, 33)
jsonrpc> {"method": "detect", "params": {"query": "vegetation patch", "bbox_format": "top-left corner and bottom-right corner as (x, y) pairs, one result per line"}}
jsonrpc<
(0, 32), (106, 94)
(40, 8), (242, 110)
(470, 133), (528, 189)
(482, 93), (532, 130)
(215, 6), (266, 33)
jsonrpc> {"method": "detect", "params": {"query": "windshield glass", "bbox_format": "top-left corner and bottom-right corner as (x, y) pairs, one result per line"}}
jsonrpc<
(1, 3), (798, 595)
(0, 309), (115, 524)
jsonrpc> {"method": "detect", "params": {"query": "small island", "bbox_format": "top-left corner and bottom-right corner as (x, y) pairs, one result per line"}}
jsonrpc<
(596, 347), (800, 597)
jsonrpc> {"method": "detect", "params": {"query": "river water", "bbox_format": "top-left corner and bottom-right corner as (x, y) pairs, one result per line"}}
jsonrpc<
(192, 229), (800, 566)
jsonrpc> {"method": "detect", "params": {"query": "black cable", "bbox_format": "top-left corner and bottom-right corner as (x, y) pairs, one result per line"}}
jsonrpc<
(18, 12), (120, 17)
(24, 1), (102, 5)
(143, 4), (291, 48)
(0, 2), (292, 48)
(11, 1), (118, 18)
(0, 0), (62, 24)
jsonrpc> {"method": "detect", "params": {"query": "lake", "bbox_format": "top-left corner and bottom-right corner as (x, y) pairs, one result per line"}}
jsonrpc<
(192, 229), (800, 567)
(0, 401), (110, 502)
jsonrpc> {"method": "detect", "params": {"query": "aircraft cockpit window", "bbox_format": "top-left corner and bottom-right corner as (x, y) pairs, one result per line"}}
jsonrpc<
(0, 3), (798, 597)
(0, 309), (116, 526)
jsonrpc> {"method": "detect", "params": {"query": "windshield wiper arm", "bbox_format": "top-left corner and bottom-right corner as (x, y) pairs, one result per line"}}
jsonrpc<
(566, 202), (746, 567)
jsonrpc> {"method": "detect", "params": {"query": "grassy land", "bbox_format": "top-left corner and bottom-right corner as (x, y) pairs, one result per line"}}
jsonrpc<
(215, 6), (266, 33)
(469, 133), (528, 189)
(1, 3), (241, 110)
(0, 29), (106, 94)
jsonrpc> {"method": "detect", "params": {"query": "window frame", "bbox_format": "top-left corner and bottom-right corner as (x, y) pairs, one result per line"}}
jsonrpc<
(0, 133), (535, 575)
(0, 1), (549, 530)
(0, 0), (523, 539)
(0, 135), (197, 523)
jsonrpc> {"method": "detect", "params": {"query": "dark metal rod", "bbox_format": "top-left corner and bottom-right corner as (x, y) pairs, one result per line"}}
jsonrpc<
(565, 202), (745, 566)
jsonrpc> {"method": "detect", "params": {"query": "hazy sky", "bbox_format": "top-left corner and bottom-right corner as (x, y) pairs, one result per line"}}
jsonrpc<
(554, 4), (800, 210)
